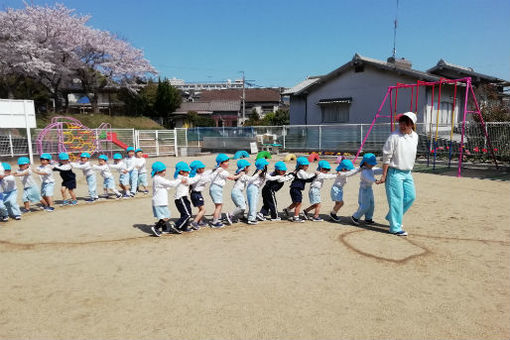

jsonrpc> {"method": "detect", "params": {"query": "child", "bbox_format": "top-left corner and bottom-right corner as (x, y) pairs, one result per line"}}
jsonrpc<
(150, 161), (182, 237)
(135, 149), (149, 194)
(0, 162), (6, 221)
(208, 153), (242, 228)
(284, 157), (316, 223)
(14, 157), (46, 212)
(124, 147), (138, 196)
(93, 155), (122, 199)
(351, 153), (383, 226)
(109, 153), (130, 197)
(329, 159), (360, 222)
(227, 159), (252, 223)
(173, 162), (193, 232)
(71, 152), (98, 202)
(32, 153), (55, 212)
(303, 160), (338, 222)
(188, 160), (213, 230)
(53, 152), (78, 206)
(259, 161), (294, 221)
(0, 163), (21, 220)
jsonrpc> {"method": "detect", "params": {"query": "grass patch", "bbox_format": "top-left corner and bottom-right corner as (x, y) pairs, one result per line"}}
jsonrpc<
(36, 113), (164, 130)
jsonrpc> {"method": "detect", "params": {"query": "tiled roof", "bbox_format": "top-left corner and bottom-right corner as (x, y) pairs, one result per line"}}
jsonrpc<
(199, 88), (281, 102)
(282, 77), (321, 95)
(173, 100), (240, 114)
(427, 59), (508, 83)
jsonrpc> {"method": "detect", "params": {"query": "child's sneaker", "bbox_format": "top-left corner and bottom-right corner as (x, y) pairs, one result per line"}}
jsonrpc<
(115, 193), (122, 199)
(44, 207), (55, 212)
(1, 216), (9, 222)
(163, 221), (181, 234)
(292, 216), (305, 223)
(123, 193), (131, 199)
(151, 225), (162, 237)
(271, 217), (282, 221)
(256, 212), (266, 221)
(310, 216), (323, 222)
(391, 230), (408, 236)
(180, 225), (193, 232)
(14, 215), (21, 220)
(247, 219), (258, 225)
(364, 219), (375, 225)
(190, 221), (200, 230)
(210, 221), (224, 228)
(330, 212), (340, 222)
(283, 208), (290, 218)
(303, 211), (311, 220)
(224, 213), (233, 225)
(86, 197), (96, 202)
(21, 208), (30, 214)
(198, 220), (208, 227)
(69, 200), (78, 206)
(142, 190), (149, 194)
(61, 200), (69, 206)
(350, 216), (360, 225)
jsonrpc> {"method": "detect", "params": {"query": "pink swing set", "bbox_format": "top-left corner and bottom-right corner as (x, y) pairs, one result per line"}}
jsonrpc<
(354, 77), (498, 177)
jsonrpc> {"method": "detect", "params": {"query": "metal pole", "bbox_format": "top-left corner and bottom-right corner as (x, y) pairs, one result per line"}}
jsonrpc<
(155, 130), (159, 157)
(242, 71), (246, 125)
(458, 79), (471, 177)
(360, 124), (363, 146)
(282, 126), (286, 150)
(173, 128), (178, 157)
(8, 131), (14, 157)
(318, 125), (322, 151)
(24, 101), (34, 164)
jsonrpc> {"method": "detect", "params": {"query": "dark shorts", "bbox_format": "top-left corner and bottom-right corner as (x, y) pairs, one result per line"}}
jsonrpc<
(290, 187), (303, 203)
(62, 180), (76, 190)
(190, 191), (204, 207)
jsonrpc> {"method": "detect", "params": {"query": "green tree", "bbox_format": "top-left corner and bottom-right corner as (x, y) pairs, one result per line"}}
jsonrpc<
(474, 84), (510, 122)
(186, 111), (215, 127)
(154, 78), (182, 118)
(118, 80), (158, 116)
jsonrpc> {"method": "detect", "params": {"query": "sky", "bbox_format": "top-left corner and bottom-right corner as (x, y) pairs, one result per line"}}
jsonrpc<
(2, 0), (510, 88)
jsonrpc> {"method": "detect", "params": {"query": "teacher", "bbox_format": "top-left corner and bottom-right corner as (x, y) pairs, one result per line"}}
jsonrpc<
(378, 112), (418, 236)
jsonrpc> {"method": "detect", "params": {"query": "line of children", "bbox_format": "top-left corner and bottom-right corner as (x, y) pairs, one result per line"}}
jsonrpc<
(53, 152), (78, 206)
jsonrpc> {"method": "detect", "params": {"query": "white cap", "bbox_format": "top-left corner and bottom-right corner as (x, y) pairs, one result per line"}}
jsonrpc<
(402, 111), (417, 124)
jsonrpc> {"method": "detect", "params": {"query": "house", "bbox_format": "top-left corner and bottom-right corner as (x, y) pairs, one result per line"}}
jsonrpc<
(284, 53), (508, 130)
(171, 100), (241, 127)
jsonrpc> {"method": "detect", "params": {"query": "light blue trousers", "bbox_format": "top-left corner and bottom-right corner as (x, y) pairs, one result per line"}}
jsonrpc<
(231, 188), (246, 218)
(86, 175), (97, 198)
(246, 184), (259, 221)
(129, 169), (139, 194)
(385, 168), (416, 233)
(0, 193), (7, 217)
(3, 190), (21, 217)
(353, 186), (374, 220)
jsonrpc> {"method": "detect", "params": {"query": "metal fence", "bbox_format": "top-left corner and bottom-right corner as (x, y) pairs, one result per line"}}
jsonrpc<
(1, 122), (509, 163)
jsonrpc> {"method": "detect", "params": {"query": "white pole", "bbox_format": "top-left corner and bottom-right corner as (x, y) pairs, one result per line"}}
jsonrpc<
(282, 126), (286, 150)
(155, 130), (159, 157)
(173, 128), (178, 157)
(318, 125), (322, 151)
(8, 131), (14, 157)
(24, 101), (34, 164)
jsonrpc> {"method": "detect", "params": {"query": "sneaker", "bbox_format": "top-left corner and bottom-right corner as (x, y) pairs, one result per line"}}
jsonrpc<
(303, 211), (311, 220)
(283, 208), (290, 218)
(247, 220), (258, 225)
(14, 215), (21, 220)
(44, 207), (55, 212)
(198, 220), (208, 227)
(224, 213), (233, 225)
(1, 216), (8, 222)
(163, 221), (182, 234)
(310, 216), (323, 222)
(129, 192), (135, 197)
(256, 212), (266, 221)
(391, 230), (408, 236)
(364, 219), (375, 225)
(142, 190), (149, 194)
(271, 217), (282, 221)
(150, 226), (161, 237)
(350, 216), (360, 226)
(21, 208), (30, 214)
(61, 200), (69, 206)
(210, 221), (224, 228)
(69, 200), (78, 206)
(115, 193), (122, 199)
(86, 197), (96, 202)
(190, 222), (200, 231)
(123, 194), (131, 199)
(292, 216), (305, 223)
(330, 212), (340, 222)
(180, 226), (194, 232)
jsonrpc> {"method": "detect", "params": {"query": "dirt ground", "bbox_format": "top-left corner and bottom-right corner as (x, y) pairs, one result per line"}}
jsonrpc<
(0, 154), (509, 339)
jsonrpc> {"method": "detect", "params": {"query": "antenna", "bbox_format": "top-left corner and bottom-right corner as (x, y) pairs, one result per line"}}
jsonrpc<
(392, 0), (399, 59)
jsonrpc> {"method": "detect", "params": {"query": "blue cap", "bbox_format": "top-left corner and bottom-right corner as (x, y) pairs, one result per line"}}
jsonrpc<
(216, 153), (230, 166)
(17, 157), (30, 165)
(317, 160), (331, 170)
(126, 147), (135, 152)
(113, 153), (123, 160)
(135, 148), (142, 153)
(255, 158), (269, 171)
(2, 162), (11, 171)
(40, 153), (52, 160)
(174, 161), (191, 179)
(151, 161), (166, 177)
(360, 153), (377, 166)
(98, 155), (108, 161)
(296, 156), (310, 169)
(236, 159), (251, 174)
(58, 152), (69, 161)
(336, 159), (355, 171)
(274, 161), (287, 171)
(189, 160), (206, 178)
(80, 152), (91, 158)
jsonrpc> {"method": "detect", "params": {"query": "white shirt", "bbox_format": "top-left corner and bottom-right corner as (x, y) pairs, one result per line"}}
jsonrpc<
(174, 175), (190, 199)
(109, 160), (127, 174)
(124, 157), (136, 172)
(359, 167), (383, 188)
(152, 175), (180, 206)
(248, 172), (291, 188)
(210, 168), (230, 187)
(233, 172), (258, 191)
(382, 131), (419, 171)
(296, 169), (316, 180)
(332, 168), (361, 188)
(310, 172), (337, 189)
(72, 161), (95, 177)
(1, 174), (16, 192)
(92, 164), (114, 179)
(16, 168), (37, 188)
(0, 164), (3, 193)
(37, 164), (55, 183)
(135, 157), (147, 174)
(189, 170), (213, 192)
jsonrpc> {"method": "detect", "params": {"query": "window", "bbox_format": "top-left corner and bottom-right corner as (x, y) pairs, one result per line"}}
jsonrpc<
(321, 103), (350, 123)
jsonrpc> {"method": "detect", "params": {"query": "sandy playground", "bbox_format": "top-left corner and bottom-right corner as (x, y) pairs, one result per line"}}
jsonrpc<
(0, 154), (509, 339)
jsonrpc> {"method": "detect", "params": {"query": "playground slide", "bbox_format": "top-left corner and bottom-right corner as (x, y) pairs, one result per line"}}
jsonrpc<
(107, 132), (128, 149)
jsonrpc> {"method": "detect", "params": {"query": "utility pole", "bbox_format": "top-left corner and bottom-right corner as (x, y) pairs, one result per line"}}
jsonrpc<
(392, 0), (399, 59)
(241, 71), (246, 126)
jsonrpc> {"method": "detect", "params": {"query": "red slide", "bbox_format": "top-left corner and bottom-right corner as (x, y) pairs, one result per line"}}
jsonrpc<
(107, 132), (128, 149)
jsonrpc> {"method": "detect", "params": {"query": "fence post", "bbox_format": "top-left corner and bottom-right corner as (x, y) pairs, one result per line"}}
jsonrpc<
(155, 130), (159, 157)
(173, 128), (178, 157)
(8, 131), (14, 157)
(197, 128), (200, 148)
(282, 126), (286, 150)
(132, 129), (136, 149)
(185, 128), (189, 147)
(318, 125), (322, 151)
(360, 124), (363, 147)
